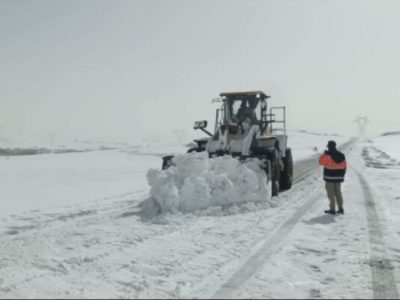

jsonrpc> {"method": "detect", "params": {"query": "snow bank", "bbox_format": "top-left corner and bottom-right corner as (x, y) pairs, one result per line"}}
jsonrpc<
(372, 134), (400, 162)
(146, 152), (272, 213)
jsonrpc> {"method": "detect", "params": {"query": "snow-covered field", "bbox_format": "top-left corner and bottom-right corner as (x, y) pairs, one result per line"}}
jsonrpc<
(0, 130), (345, 217)
(2, 130), (400, 298)
(0, 151), (159, 216)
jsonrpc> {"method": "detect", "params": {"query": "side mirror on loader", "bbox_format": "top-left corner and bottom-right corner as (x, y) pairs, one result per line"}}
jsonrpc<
(193, 120), (213, 137)
(193, 120), (208, 130)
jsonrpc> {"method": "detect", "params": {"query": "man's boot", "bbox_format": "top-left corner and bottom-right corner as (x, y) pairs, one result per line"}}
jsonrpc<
(324, 209), (336, 214)
(337, 208), (344, 214)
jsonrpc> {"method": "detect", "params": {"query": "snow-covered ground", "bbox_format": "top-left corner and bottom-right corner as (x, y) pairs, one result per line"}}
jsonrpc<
(368, 132), (400, 161)
(0, 151), (159, 216)
(288, 130), (344, 161)
(3, 130), (400, 298)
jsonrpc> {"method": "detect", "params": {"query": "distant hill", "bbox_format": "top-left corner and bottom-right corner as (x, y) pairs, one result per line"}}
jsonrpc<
(381, 131), (400, 137)
(296, 130), (339, 137)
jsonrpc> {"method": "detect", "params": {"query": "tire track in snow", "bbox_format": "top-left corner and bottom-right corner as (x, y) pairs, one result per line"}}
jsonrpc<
(212, 139), (356, 299)
(212, 179), (323, 299)
(354, 170), (399, 299)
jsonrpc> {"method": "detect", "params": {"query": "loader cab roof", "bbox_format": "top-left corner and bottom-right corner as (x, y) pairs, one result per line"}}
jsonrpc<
(219, 91), (270, 100)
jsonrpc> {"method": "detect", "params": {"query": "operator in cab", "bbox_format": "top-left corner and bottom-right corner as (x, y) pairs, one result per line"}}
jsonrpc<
(236, 100), (257, 125)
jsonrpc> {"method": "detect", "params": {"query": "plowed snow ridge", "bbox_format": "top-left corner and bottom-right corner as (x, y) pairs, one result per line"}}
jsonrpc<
(146, 152), (273, 213)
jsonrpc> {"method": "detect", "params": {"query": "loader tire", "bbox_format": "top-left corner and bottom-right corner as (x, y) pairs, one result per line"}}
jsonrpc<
(271, 156), (281, 197)
(280, 148), (293, 191)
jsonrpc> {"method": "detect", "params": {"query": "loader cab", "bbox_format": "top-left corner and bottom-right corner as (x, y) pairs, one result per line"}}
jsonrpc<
(227, 99), (258, 124)
(220, 91), (270, 134)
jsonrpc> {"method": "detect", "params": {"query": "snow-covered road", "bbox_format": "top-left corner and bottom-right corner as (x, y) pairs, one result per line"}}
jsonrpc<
(0, 170), (327, 298)
(1, 135), (400, 298)
(235, 143), (400, 299)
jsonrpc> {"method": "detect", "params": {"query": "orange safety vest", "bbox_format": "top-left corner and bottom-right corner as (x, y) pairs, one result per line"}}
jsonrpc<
(319, 154), (347, 170)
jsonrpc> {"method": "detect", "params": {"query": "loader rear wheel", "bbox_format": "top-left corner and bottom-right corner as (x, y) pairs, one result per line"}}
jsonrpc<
(280, 148), (293, 191)
(271, 157), (281, 197)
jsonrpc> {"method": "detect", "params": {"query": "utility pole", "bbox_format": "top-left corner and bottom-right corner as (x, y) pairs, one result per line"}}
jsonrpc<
(354, 116), (369, 138)
(47, 131), (57, 148)
(173, 129), (185, 144)
(17, 126), (24, 138)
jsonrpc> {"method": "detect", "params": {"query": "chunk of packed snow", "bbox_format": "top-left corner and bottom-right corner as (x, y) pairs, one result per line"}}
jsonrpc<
(146, 152), (272, 213)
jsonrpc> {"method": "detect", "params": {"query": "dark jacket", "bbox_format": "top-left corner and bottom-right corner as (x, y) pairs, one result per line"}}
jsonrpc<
(319, 149), (347, 182)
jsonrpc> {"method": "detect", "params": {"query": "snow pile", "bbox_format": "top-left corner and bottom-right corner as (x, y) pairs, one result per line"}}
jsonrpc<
(146, 152), (272, 213)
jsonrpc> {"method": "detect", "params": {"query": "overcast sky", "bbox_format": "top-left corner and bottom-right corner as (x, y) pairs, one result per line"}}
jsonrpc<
(1, 0), (399, 142)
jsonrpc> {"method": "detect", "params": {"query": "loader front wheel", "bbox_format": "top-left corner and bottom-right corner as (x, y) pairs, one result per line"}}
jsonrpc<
(271, 158), (281, 197)
(280, 148), (293, 191)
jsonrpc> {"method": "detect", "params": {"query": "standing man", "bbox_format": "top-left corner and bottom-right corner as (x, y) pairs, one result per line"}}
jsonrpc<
(319, 140), (347, 214)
